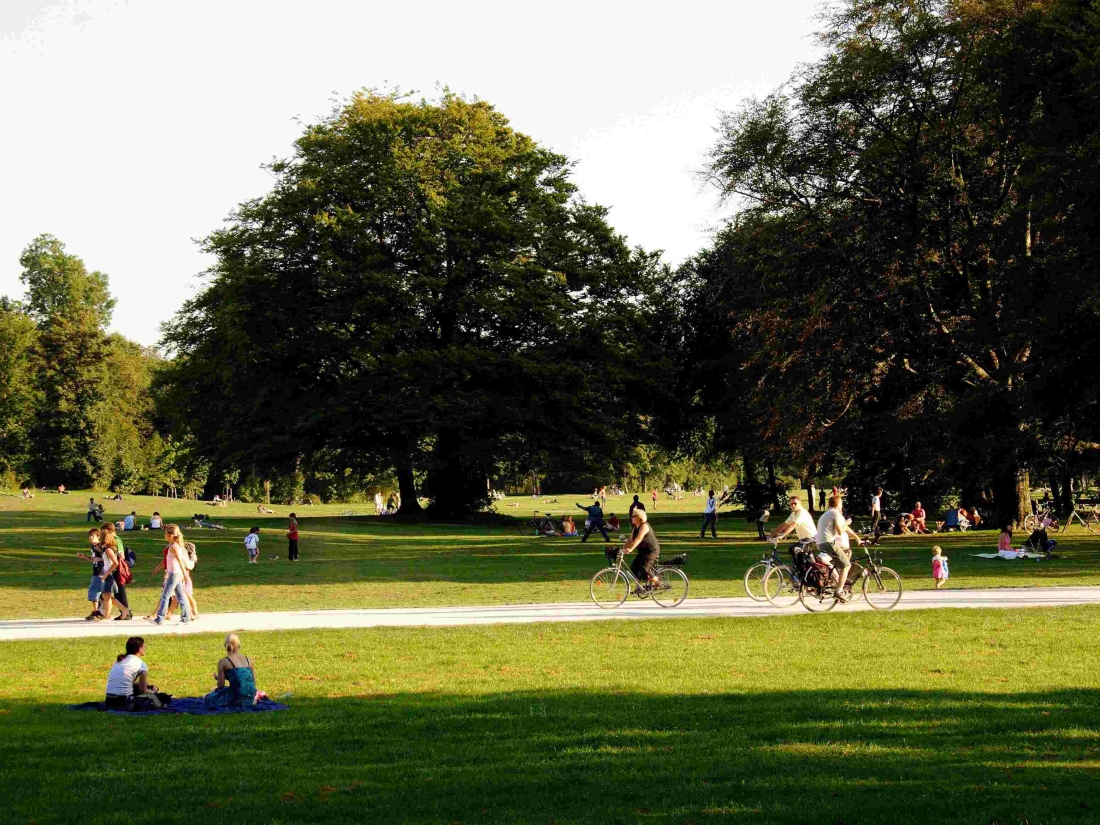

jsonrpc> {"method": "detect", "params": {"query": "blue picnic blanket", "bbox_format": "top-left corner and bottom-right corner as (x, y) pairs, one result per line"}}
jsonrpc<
(69, 697), (289, 716)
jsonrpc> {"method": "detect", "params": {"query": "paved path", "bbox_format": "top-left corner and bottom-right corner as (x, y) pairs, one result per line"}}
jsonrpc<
(3, 586), (1100, 642)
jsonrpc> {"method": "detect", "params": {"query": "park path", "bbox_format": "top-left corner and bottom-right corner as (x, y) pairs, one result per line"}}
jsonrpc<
(2, 586), (1100, 641)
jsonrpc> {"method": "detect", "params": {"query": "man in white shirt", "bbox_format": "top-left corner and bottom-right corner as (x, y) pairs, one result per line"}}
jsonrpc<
(870, 488), (883, 530)
(699, 490), (718, 538)
(771, 496), (816, 542)
(816, 495), (863, 601)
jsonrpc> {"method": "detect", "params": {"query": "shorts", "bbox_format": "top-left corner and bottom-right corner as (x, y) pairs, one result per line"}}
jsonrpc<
(248, 548), (258, 558)
(87, 576), (105, 602)
(829, 544), (852, 568)
(631, 550), (659, 581)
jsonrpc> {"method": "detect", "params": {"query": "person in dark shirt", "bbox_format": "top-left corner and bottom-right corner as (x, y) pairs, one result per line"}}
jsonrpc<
(575, 500), (610, 543)
(627, 495), (645, 520)
(623, 509), (665, 595)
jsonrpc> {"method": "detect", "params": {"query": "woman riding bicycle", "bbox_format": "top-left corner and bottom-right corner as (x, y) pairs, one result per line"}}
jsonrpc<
(623, 509), (663, 594)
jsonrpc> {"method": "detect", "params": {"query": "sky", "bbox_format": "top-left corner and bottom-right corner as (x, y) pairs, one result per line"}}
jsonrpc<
(0, 0), (824, 347)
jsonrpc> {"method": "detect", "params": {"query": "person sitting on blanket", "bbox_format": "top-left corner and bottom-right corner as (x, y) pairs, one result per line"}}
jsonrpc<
(105, 636), (162, 709)
(204, 633), (259, 708)
(560, 515), (577, 537)
(910, 502), (928, 533)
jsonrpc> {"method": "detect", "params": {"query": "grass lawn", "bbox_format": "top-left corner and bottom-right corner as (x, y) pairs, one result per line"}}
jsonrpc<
(2, 491), (1099, 620)
(2, 606), (1100, 823)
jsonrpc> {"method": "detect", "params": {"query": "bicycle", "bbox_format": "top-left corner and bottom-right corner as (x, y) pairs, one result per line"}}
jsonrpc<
(1023, 508), (1059, 533)
(518, 511), (559, 537)
(1060, 505), (1100, 534)
(790, 544), (903, 612)
(746, 536), (810, 603)
(589, 548), (689, 608)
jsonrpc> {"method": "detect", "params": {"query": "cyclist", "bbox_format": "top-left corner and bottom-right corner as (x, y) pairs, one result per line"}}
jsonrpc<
(816, 494), (862, 602)
(769, 495), (816, 543)
(622, 508), (663, 594)
(575, 500), (610, 543)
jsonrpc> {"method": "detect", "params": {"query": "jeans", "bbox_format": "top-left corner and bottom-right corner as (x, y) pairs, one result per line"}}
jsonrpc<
(701, 512), (717, 538)
(155, 572), (191, 621)
(581, 522), (610, 542)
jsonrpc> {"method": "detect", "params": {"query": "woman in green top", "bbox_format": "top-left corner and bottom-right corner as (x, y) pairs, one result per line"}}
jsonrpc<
(204, 633), (259, 708)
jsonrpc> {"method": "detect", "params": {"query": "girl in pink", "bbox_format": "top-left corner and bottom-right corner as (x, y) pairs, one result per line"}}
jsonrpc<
(998, 525), (1013, 553)
(931, 545), (948, 589)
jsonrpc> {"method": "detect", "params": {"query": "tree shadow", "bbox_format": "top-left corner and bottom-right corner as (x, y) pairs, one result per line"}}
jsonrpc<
(3, 687), (1098, 822)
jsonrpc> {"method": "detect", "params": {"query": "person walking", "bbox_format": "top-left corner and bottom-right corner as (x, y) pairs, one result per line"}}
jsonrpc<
(651, 489), (658, 511)
(575, 500), (610, 543)
(374, 492), (384, 516)
(628, 494), (645, 520)
(870, 488), (883, 530)
(287, 513), (300, 561)
(699, 490), (718, 539)
(151, 525), (192, 624)
(818, 487), (827, 511)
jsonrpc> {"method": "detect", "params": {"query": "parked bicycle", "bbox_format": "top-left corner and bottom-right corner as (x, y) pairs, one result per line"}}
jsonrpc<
(1023, 508), (1059, 533)
(1060, 505), (1100, 534)
(780, 543), (902, 612)
(589, 548), (689, 608)
(746, 537), (810, 603)
(518, 511), (559, 537)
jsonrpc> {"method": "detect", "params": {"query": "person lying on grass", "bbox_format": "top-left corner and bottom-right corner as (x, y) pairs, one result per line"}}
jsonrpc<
(105, 636), (164, 709)
(204, 633), (260, 708)
(621, 509), (667, 597)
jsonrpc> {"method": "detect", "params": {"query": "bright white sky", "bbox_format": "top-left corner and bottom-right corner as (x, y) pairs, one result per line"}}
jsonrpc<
(0, 0), (823, 346)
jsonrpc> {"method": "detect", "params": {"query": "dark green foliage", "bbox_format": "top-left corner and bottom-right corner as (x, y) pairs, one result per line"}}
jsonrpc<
(161, 92), (670, 517)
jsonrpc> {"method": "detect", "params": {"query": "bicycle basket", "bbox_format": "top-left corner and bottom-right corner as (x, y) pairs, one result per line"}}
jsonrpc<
(605, 546), (621, 564)
(657, 553), (687, 567)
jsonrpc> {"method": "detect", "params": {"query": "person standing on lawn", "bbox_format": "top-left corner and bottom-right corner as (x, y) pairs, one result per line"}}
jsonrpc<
(651, 489), (658, 511)
(699, 490), (718, 538)
(244, 527), (260, 564)
(287, 513), (300, 561)
(870, 488), (883, 530)
(576, 500), (610, 543)
(86, 498), (98, 523)
(628, 494), (645, 520)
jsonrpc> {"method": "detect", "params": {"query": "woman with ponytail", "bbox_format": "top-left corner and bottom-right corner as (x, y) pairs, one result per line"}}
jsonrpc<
(203, 633), (259, 708)
(151, 525), (192, 625)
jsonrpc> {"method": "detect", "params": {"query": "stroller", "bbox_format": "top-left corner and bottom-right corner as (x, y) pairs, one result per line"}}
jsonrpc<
(1021, 528), (1057, 559)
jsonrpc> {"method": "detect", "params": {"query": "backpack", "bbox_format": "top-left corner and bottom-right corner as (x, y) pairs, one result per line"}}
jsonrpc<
(184, 542), (197, 571)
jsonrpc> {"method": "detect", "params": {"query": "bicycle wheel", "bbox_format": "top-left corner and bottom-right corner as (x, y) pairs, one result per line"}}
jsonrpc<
(652, 567), (689, 607)
(863, 567), (903, 610)
(743, 561), (770, 601)
(763, 565), (800, 608)
(1022, 514), (1039, 533)
(590, 568), (629, 608)
(799, 582), (838, 612)
(1086, 513), (1100, 535)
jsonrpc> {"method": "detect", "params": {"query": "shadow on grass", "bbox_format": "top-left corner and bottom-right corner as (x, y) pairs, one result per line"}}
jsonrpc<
(3, 688), (1099, 823)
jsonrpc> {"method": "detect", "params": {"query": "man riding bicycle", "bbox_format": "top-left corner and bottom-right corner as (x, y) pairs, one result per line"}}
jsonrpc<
(816, 494), (863, 602)
(769, 495), (816, 543)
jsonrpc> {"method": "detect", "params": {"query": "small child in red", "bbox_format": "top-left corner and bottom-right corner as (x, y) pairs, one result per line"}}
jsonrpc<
(931, 545), (949, 589)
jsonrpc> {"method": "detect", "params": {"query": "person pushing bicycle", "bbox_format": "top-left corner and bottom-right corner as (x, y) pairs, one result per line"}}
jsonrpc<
(622, 509), (665, 595)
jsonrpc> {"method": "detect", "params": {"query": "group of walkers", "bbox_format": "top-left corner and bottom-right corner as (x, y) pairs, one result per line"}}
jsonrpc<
(104, 633), (264, 711)
(80, 522), (199, 623)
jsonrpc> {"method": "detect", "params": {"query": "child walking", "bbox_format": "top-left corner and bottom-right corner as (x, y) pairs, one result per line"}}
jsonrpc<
(931, 545), (949, 589)
(77, 528), (105, 620)
(244, 527), (260, 564)
(286, 513), (299, 562)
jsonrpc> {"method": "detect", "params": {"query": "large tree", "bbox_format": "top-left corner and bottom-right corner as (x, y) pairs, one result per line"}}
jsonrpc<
(162, 92), (668, 516)
(692, 0), (1100, 524)
(0, 298), (39, 481)
(19, 235), (115, 486)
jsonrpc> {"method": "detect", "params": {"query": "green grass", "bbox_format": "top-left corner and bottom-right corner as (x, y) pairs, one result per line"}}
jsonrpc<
(2, 490), (1099, 620)
(3, 606), (1100, 823)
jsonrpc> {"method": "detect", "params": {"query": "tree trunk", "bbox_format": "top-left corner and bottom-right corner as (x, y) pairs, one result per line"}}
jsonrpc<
(1061, 462), (1075, 516)
(992, 468), (1031, 528)
(396, 463), (422, 516)
(766, 458), (779, 508)
(263, 479), (271, 506)
(805, 479), (815, 514)
(1049, 474), (1063, 516)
